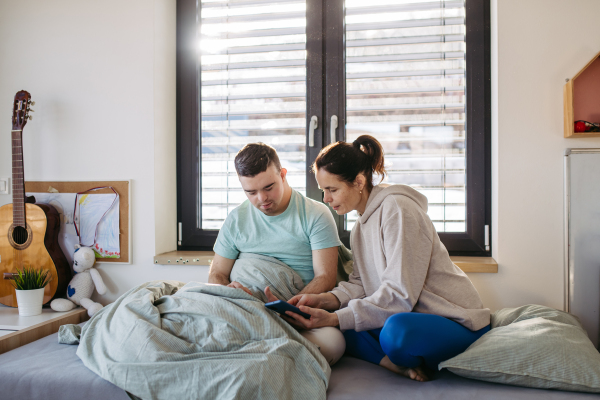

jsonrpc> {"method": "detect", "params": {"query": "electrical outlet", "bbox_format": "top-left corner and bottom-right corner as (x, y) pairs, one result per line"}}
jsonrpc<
(0, 178), (10, 194)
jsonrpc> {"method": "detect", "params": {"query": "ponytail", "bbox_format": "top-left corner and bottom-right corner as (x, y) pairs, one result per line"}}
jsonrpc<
(352, 136), (386, 182)
(312, 135), (386, 191)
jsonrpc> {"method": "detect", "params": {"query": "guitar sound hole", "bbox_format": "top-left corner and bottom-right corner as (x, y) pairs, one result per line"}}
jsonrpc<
(12, 226), (29, 245)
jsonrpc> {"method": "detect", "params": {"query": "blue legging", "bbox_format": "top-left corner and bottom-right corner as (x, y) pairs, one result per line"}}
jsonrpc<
(343, 313), (490, 370)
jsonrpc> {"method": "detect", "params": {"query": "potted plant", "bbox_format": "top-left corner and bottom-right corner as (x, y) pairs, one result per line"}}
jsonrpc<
(10, 267), (52, 316)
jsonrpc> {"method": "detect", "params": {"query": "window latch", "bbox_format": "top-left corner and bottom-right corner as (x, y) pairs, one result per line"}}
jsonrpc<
(308, 116), (318, 147)
(484, 225), (489, 251)
(178, 222), (182, 246)
(330, 115), (338, 144)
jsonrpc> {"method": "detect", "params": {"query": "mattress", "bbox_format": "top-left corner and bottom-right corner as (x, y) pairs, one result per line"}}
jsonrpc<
(0, 329), (596, 400)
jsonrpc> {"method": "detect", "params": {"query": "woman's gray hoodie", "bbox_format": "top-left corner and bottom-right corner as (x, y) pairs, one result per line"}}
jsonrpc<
(331, 184), (490, 332)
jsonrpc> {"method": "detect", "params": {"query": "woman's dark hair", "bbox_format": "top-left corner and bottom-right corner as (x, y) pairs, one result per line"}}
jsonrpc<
(312, 135), (386, 191)
(235, 142), (282, 177)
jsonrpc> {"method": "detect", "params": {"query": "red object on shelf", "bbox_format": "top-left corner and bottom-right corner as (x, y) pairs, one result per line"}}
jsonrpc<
(575, 121), (587, 132)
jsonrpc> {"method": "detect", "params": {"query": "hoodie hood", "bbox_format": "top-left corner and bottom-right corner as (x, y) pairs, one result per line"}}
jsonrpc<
(360, 184), (428, 223)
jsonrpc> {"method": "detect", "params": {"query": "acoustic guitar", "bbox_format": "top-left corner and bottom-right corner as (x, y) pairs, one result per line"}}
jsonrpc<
(0, 90), (71, 307)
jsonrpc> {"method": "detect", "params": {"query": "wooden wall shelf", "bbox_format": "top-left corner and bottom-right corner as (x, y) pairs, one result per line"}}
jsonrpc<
(564, 50), (600, 138)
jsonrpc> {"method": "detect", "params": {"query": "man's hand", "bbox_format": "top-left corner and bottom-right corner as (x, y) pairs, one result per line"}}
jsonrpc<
(227, 281), (252, 296)
(208, 254), (236, 286)
(284, 306), (339, 330)
(298, 247), (338, 296)
(264, 286), (280, 303)
(264, 287), (300, 326)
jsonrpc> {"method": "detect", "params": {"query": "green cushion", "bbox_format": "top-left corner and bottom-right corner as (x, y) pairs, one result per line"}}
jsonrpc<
(439, 305), (600, 394)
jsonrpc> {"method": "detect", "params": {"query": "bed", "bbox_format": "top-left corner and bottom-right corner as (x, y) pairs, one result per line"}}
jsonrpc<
(0, 327), (596, 400)
(2, 255), (597, 400)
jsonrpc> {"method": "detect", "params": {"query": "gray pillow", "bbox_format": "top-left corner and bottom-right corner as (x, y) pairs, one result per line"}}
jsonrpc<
(491, 304), (583, 329)
(439, 305), (600, 394)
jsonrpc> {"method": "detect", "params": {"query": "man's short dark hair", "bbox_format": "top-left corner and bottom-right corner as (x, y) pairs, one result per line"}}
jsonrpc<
(234, 143), (282, 177)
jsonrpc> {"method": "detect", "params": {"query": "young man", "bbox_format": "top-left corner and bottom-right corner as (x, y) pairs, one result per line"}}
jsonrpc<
(208, 143), (345, 364)
(209, 142), (341, 297)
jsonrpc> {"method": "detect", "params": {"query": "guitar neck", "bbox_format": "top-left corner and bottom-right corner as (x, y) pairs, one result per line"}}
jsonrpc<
(11, 130), (26, 226)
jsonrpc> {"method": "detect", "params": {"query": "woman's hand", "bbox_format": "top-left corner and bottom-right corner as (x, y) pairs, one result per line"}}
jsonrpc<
(284, 306), (339, 330)
(289, 292), (341, 311)
(288, 293), (321, 307)
(264, 287), (336, 328)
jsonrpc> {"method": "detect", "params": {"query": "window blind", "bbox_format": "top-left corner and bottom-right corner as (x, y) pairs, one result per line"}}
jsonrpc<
(344, 0), (467, 233)
(199, 0), (308, 229)
(199, 0), (467, 233)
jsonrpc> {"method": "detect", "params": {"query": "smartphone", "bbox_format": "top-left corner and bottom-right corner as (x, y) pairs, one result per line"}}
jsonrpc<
(265, 300), (311, 319)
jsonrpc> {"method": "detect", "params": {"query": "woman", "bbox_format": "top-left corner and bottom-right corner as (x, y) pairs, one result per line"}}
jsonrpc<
(284, 135), (491, 381)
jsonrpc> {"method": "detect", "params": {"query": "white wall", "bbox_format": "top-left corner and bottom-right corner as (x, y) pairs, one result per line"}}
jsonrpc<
(468, 0), (600, 311)
(0, 0), (206, 305)
(1, 0), (600, 310)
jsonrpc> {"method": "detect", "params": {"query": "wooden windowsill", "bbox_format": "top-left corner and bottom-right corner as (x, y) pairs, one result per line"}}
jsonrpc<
(154, 251), (498, 273)
(450, 256), (498, 273)
(154, 251), (215, 266)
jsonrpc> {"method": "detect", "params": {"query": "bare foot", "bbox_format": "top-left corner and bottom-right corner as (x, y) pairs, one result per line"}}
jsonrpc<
(379, 356), (430, 382)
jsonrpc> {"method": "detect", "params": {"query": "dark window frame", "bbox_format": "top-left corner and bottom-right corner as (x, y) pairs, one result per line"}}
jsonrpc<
(177, 0), (491, 256)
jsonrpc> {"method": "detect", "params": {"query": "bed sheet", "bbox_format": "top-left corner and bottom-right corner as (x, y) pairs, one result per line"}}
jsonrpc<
(0, 328), (597, 400)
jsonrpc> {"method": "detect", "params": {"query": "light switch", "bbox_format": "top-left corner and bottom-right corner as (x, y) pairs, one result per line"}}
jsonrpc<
(0, 178), (9, 195)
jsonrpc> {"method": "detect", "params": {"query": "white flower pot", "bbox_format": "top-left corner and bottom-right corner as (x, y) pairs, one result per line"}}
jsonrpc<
(15, 288), (45, 316)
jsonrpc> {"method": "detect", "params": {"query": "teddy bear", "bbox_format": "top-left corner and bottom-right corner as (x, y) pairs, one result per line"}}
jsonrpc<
(50, 246), (106, 317)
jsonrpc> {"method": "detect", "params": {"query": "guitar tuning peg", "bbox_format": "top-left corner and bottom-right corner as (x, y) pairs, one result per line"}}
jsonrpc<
(28, 115), (33, 120)
(28, 108), (35, 112)
(30, 101), (35, 106)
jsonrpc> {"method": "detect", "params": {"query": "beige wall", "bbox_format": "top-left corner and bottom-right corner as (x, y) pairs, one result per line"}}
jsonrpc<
(469, 0), (600, 311)
(1, 0), (600, 310)
(0, 0), (203, 305)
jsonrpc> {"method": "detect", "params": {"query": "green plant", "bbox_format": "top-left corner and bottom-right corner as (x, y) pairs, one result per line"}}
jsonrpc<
(10, 266), (52, 290)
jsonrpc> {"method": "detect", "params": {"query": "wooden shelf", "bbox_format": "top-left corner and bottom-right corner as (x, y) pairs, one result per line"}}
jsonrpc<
(564, 50), (600, 138)
(154, 251), (498, 273)
(0, 307), (88, 355)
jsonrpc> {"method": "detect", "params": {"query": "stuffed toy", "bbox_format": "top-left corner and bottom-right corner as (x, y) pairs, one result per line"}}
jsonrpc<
(50, 246), (106, 317)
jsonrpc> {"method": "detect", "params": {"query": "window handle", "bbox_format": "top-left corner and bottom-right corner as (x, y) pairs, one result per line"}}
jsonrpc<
(330, 115), (338, 144)
(309, 115), (318, 147)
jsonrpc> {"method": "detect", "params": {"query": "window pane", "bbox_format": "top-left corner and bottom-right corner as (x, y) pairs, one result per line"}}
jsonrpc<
(199, 0), (307, 230)
(345, 0), (466, 232)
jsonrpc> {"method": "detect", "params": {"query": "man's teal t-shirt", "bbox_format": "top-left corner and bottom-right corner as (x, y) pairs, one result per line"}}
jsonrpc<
(213, 189), (341, 285)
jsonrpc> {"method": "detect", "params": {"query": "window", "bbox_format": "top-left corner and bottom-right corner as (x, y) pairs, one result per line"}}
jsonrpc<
(198, 0), (309, 230)
(177, 0), (491, 255)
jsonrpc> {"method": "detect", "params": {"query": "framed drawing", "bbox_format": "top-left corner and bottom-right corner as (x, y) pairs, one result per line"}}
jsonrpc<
(25, 181), (131, 264)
